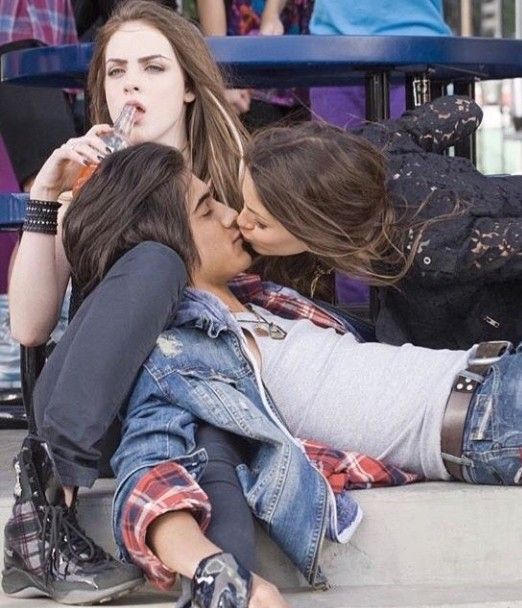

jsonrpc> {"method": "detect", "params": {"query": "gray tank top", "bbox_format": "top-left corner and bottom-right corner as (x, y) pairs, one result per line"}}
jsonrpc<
(235, 305), (473, 479)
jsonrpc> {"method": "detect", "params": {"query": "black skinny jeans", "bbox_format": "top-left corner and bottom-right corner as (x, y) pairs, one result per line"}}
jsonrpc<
(34, 242), (186, 488)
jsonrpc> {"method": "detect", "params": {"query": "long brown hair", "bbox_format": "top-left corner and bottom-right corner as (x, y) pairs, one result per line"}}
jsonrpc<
(63, 143), (198, 295)
(245, 122), (428, 290)
(87, 0), (247, 210)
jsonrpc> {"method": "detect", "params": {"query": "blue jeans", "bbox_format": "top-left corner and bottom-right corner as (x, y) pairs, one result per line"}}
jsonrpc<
(462, 343), (522, 485)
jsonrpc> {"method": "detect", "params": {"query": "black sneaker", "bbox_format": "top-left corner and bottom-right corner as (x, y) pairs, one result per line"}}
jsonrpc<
(1, 435), (144, 605)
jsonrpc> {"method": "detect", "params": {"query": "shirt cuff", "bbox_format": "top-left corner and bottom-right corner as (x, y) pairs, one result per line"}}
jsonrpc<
(121, 459), (211, 590)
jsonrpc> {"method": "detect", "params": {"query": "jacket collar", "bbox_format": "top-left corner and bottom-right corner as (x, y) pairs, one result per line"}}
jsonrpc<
(174, 288), (238, 338)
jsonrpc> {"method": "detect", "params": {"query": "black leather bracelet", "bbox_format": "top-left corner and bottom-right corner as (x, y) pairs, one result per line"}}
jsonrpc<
(23, 200), (61, 235)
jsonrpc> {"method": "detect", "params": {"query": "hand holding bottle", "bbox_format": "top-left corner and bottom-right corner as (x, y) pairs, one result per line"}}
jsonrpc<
(30, 124), (113, 202)
(73, 105), (137, 194)
(31, 104), (137, 201)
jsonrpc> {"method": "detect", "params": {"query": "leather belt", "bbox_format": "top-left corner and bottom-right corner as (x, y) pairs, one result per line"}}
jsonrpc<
(441, 340), (512, 481)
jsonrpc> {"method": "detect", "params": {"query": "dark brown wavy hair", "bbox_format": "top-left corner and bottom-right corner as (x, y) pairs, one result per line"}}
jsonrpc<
(245, 121), (428, 293)
(87, 0), (247, 210)
(63, 142), (198, 295)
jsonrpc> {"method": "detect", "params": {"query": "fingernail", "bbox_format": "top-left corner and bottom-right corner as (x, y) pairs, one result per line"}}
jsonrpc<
(105, 147), (112, 153)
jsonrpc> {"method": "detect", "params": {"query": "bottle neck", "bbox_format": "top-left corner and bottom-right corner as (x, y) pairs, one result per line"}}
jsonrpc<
(113, 104), (136, 137)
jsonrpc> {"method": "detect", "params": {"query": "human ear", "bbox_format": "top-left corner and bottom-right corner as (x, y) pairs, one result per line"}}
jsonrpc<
(184, 88), (196, 103)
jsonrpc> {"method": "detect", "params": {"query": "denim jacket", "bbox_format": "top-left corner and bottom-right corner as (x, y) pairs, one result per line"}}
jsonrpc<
(111, 286), (364, 588)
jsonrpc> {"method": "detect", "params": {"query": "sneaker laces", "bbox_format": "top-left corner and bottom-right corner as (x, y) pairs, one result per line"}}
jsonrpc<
(40, 504), (108, 581)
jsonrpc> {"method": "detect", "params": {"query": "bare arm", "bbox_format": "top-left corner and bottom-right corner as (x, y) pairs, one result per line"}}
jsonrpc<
(196, 0), (251, 114)
(196, 0), (227, 36)
(9, 203), (71, 346)
(8, 124), (112, 346)
(260, 0), (287, 34)
(149, 511), (289, 607)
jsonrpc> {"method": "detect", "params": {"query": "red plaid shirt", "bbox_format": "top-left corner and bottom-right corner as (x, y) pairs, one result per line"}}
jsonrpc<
(229, 273), (348, 333)
(122, 275), (420, 588)
(0, 0), (78, 46)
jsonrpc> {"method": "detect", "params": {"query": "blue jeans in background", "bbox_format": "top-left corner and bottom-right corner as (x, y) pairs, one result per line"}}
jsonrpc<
(462, 343), (522, 485)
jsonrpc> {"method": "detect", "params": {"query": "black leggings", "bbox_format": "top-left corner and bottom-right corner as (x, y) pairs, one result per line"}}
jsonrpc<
(33, 242), (187, 488)
(196, 423), (257, 572)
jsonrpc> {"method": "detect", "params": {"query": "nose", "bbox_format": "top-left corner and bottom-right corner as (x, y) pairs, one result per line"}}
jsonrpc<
(219, 204), (239, 228)
(122, 66), (141, 93)
(237, 208), (254, 231)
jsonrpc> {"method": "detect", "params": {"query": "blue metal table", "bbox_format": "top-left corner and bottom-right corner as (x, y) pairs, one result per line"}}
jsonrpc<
(3, 34), (522, 224)
(0, 194), (27, 229)
(4, 34), (522, 157)
(4, 35), (522, 88)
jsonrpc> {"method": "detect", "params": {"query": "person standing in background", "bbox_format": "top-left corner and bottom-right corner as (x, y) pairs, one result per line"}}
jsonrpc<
(0, 0), (78, 46)
(0, 0), (79, 189)
(72, 0), (180, 41)
(309, 0), (451, 128)
(197, 0), (313, 130)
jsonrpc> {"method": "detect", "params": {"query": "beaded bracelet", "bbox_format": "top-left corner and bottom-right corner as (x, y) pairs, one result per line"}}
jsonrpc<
(23, 200), (61, 235)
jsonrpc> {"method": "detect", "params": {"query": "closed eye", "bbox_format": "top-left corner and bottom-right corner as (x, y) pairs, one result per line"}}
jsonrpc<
(199, 203), (213, 218)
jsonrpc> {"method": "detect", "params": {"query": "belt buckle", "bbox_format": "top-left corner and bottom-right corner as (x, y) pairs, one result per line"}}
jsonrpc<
(468, 340), (513, 368)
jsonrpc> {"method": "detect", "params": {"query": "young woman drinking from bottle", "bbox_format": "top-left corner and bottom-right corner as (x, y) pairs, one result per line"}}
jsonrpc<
(3, 2), (252, 604)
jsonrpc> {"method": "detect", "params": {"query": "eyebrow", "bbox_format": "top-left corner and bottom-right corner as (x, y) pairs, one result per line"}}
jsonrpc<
(106, 54), (172, 64)
(245, 204), (271, 224)
(193, 191), (212, 214)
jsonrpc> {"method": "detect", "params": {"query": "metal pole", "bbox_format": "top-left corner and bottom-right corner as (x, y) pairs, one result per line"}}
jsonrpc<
(453, 81), (477, 163)
(365, 72), (390, 122)
(514, 1), (522, 114)
(512, 1), (522, 131)
(460, 0), (473, 36)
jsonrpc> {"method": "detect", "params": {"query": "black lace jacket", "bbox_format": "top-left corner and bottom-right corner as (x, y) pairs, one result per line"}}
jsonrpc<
(353, 96), (522, 349)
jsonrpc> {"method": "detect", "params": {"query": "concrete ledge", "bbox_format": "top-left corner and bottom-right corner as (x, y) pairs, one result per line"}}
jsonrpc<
(2, 582), (522, 608)
(286, 583), (522, 608)
(2, 478), (521, 593)
(1, 431), (521, 604)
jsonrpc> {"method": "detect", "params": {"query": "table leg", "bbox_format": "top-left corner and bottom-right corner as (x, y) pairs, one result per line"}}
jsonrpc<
(405, 73), (432, 110)
(453, 80), (477, 164)
(365, 72), (390, 122)
(430, 80), (448, 103)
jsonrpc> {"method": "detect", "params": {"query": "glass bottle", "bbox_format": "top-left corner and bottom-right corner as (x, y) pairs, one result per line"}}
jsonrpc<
(73, 104), (137, 195)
